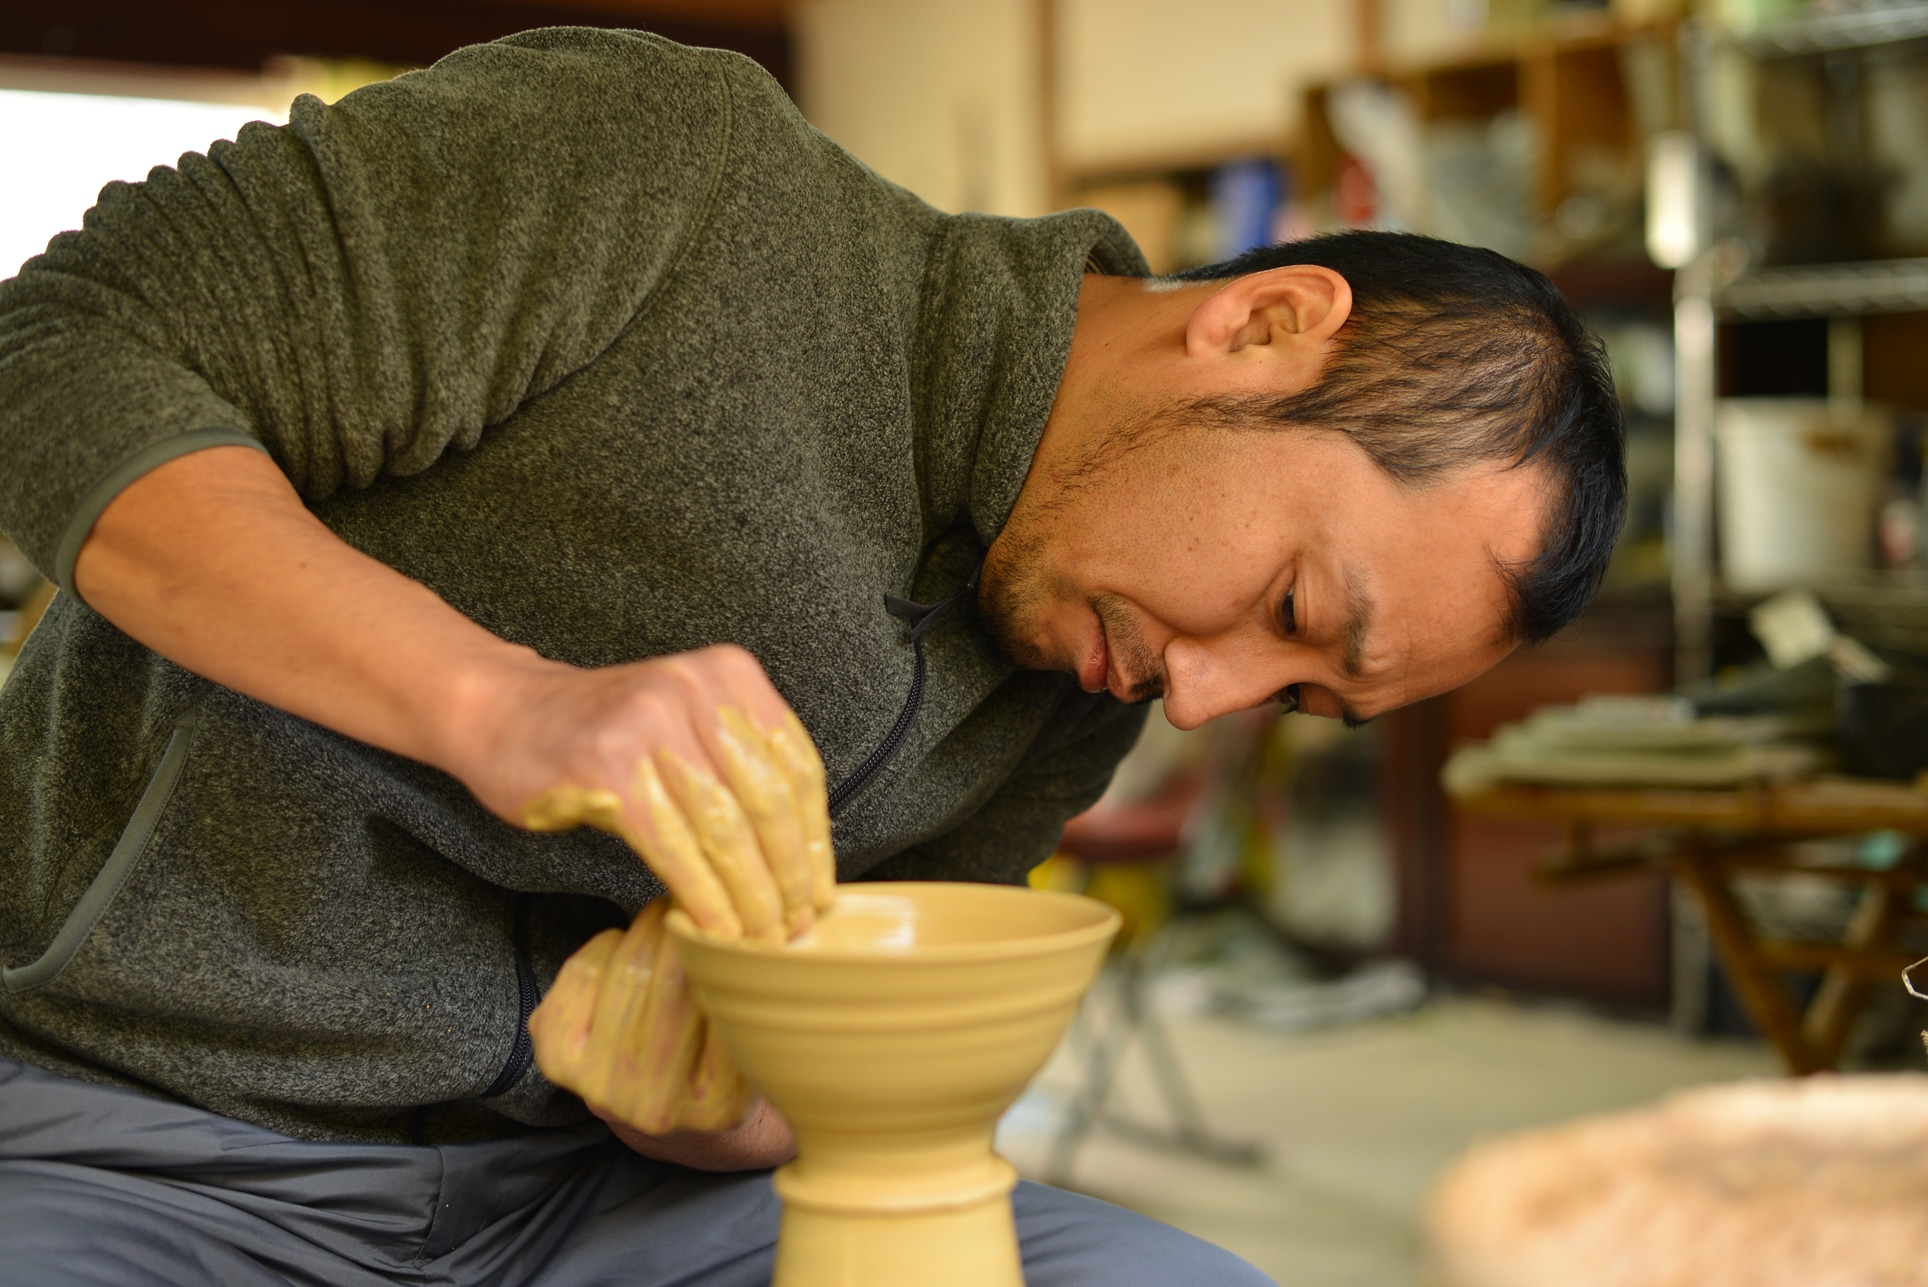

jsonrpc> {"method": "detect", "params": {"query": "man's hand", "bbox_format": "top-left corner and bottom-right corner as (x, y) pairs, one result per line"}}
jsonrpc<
(597, 1097), (796, 1172)
(530, 900), (793, 1169)
(464, 645), (834, 942)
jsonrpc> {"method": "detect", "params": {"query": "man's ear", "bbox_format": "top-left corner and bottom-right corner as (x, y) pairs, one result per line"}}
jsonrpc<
(1183, 265), (1352, 362)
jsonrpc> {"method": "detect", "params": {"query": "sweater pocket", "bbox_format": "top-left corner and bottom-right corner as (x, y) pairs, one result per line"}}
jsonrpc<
(2, 708), (198, 994)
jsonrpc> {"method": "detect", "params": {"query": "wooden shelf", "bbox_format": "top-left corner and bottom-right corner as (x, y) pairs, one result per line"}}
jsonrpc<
(1298, 19), (1676, 224)
(1062, 136), (1285, 190)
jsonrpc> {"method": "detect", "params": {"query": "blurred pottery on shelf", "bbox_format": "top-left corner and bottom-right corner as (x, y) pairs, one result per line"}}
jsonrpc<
(669, 882), (1120, 1287)
(1715, 398), (1893, 591)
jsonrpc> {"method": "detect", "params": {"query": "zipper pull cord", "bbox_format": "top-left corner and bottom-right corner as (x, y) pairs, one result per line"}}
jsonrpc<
(827, 562), (982, 819)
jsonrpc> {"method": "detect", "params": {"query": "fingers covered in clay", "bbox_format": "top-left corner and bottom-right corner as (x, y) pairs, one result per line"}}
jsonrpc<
(502, 644), (833, 943)
(762, 709), (836, 912)
(625, 759), (743, 939)
(521, 767), (745, 939)
(521, 784), (625, 835)
(598, 909), (706, 1132)
(532, 903), (753, 1137)
(527, 927), (621, 1091)
(657, 750), (787, 945)
(715, 707), (820, 935)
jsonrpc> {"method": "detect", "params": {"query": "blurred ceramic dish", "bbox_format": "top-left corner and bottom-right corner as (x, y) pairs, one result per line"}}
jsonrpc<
(1426, 1074), (1928, 1287)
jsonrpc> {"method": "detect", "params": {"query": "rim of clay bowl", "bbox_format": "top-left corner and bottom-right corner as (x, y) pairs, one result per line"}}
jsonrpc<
(666, 882), (1121, 963)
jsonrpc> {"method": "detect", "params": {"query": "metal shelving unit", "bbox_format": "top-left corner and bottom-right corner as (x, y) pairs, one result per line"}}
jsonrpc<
(1671, 9), (1928, 682)
(1734, 2), (1928, 55)
(1716, 257), (1928, 318)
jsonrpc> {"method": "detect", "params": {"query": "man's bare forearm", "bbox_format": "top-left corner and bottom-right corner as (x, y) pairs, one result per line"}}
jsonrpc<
(77, 444), (829, 1143)
(72, 445), (549, 780)
(72, 444), (831, 932)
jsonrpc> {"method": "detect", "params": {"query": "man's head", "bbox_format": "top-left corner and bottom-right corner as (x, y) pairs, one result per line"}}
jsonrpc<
(980, 230), (1625, 728)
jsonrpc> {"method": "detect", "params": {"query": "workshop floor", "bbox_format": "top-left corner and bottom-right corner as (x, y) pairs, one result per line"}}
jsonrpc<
(997, 993), (1780, 1287)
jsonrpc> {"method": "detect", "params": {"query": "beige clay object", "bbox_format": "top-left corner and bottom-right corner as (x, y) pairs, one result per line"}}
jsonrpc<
(1426, 1074), (1928, 1287)
(669, 881), (1120, 1287)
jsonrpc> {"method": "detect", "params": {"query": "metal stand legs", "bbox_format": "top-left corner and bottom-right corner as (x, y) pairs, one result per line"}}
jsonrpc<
(1044, 928), (1263, 1185)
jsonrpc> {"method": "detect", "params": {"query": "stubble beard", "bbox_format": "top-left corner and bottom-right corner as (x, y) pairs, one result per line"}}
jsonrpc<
(976, 524), (1060, 673)
(978, 395), (1182, 700)
(978, 527), (1166, 704)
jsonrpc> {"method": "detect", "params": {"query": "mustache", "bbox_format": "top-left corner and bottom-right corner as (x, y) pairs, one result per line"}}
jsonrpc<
(1092, 593), (1165, 704)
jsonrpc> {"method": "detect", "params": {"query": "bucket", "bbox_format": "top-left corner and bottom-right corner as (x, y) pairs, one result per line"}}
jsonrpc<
(1714, 398), (1892, 591)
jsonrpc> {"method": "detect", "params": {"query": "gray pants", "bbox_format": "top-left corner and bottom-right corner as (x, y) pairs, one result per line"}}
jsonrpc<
(0, 1059), (1268, 1286)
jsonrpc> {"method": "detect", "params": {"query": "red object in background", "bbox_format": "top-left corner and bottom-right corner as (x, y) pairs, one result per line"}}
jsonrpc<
(1334, 154), (1377, 227)
(1057, 777), (1208, 865)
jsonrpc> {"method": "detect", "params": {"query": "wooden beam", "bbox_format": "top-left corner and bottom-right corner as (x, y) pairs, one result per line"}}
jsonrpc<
(470, 0), (786, 31)
(1673, 848), (1822, 1075)
(0, 0), (792, 87)
(1036, 0), (1066, 213)
(1801, 877), (1911, 1068)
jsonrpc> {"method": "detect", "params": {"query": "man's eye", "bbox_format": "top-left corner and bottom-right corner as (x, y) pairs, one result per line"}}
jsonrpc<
(1280, 589), (1297, 635)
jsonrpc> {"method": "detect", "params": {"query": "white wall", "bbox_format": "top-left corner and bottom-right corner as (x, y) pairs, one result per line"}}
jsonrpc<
(1056, 0), (1353, 173)
(795, 0), (1048, 217)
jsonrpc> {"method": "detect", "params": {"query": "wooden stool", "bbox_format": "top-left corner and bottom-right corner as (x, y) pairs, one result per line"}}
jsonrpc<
(1426, 1075), (1928, 1287)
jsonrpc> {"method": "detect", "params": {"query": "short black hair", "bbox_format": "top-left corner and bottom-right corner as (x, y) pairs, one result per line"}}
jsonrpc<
(1172, 230), (1626, 645)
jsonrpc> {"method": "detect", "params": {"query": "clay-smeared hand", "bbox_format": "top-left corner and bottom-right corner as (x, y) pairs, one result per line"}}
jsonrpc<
(528, 901), (763, 1141)
(462, 643), (834, 941)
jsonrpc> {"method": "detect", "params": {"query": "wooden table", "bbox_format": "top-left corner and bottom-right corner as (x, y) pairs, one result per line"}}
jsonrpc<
(1453, 776), (1928, 1074)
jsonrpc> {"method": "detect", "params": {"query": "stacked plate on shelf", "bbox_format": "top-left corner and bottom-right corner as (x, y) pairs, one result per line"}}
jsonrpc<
(1441, 693), (1829, 796)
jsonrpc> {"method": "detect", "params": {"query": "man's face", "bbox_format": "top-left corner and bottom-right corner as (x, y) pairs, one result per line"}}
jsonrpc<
(978, 420), (1549, 730)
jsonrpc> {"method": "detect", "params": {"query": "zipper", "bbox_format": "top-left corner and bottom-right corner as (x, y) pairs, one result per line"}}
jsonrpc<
(481, 895), (538, 1098)
(827, 563), (980, 819)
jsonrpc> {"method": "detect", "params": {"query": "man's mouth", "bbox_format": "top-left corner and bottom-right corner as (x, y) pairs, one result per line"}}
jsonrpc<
(1082, 594), (1165, 703)
(1078, 612), (1110, 694)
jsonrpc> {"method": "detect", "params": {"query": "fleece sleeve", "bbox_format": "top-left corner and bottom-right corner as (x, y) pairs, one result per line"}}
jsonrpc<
(0, 28), (733, 591)
(866, 691), (1149, 887)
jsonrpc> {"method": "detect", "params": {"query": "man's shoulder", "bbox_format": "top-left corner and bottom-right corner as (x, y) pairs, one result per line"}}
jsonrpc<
(415, 27), (785, 120)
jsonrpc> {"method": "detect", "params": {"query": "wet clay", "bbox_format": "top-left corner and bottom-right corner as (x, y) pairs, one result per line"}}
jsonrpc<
(670, 882), (1121, 1287)
(522, 706), (835, 945)
(528, 902), (751, 1133)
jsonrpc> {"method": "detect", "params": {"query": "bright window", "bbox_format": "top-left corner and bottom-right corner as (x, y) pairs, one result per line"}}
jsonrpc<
(0, 89), (283, 279)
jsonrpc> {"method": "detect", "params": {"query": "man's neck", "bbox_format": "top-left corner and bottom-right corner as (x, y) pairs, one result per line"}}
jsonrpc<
(1028, 274), (1214, 490)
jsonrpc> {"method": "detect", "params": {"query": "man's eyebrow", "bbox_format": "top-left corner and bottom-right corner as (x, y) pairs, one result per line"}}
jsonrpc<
(1341, 572), (1375, 679)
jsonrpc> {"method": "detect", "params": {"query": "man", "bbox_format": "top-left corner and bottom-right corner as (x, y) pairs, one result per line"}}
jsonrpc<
(0, 25), (1623, 1287)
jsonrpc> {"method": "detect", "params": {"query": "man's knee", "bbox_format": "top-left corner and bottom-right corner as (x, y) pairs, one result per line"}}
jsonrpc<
(1012, 1180), (1274, 1286)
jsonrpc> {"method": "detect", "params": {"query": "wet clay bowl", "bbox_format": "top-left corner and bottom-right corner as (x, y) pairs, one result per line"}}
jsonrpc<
(669, 881), (1120, 1287)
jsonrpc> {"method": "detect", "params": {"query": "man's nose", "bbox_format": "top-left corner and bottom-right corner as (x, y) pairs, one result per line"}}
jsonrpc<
(1160, 635), (1281, 730)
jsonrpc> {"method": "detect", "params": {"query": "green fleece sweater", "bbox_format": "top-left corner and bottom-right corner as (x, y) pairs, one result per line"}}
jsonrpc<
(0, 28), (1148, 1143)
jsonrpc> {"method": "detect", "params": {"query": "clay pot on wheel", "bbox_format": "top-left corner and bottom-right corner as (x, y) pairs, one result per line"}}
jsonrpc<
(669, 881), (1120, 1287)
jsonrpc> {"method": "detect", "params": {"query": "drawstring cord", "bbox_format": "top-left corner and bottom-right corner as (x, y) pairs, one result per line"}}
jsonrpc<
(826, 563), (981, 818)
